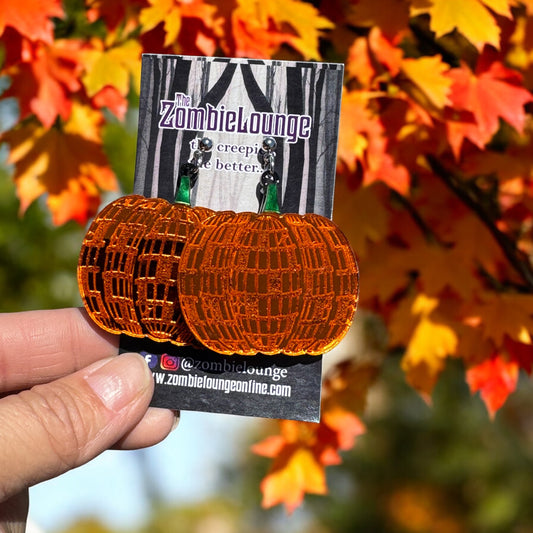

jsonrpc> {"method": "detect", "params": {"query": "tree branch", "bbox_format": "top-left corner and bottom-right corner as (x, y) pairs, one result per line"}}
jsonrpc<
(389, 188), (451, 247)
(427, 155), (533, 291)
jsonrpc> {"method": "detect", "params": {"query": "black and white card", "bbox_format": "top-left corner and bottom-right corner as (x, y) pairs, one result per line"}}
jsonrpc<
(124, 54), (344, 422)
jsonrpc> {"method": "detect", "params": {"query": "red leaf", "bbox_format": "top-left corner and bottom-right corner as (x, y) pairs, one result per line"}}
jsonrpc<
(466, 354), (519, 417)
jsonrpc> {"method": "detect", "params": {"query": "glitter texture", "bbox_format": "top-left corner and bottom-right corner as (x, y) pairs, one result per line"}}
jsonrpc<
(178, 210), (359, 356)
(78, 194), (213, 345)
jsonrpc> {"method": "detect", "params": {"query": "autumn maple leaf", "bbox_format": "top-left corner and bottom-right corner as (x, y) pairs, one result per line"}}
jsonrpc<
(466, 354), (519, 417)
(252, 421), (328, 514)
(333, 180), (390, 259)
(410, 0), (513, 51)
(86, 0), (145, 30)
(81, 38), (142, 99)
(1, 103), (117, 225)
(252, 360), (372, 513)
(444, 57), (533, 157)
(467, 293), (533, 346)
(139, 0), (220, 54)
(230, 0), (333, 60)
(400, 55), (452, 109)
(2, 39), (83, 128)
(389, 294), (459, 399)
(338, 89), (410, 194)
(0, 0), (63, 44)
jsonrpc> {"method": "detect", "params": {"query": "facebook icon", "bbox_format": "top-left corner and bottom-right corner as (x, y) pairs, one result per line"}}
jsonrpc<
(140, 351), (158, 369)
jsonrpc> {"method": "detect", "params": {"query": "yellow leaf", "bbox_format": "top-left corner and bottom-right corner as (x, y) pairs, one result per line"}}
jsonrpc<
(82, 39), (142, 98)
(401, 314), (459, 395)
(480, 0), (513, 16)
(388, 293), (439, 347)
(410, 0), (509, 50)
(388, 293), (458, 395)
(139, 0), (175, 35)
(401, 55), (452, 108)
(140, 0), (218, 49)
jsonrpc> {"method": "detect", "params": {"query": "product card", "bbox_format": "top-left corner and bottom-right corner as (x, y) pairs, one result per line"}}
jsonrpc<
(125, 54), (344, 422)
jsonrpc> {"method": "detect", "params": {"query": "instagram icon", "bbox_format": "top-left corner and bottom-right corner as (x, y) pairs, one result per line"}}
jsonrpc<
(160, 354), (180, 371)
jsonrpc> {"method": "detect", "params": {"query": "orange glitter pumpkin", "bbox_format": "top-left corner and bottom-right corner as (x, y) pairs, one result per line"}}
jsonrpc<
(78, 173), (213, 345)
(178, 183), (359, 355)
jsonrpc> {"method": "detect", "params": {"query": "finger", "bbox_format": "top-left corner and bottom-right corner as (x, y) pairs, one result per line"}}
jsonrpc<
(0, 490), (28, 533)
(0, 353), (153, 502)
(115, 408), (180, 450)
(0, 308), (119, 393)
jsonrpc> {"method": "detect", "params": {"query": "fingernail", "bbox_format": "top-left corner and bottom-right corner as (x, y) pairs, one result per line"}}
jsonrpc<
(84, 354), (152, 412)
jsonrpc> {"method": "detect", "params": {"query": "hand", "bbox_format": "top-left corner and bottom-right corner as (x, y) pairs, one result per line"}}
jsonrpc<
(0, 308), (177, 533)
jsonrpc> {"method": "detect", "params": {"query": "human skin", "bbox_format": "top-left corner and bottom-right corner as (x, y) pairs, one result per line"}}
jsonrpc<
(0, 308), (178, 533)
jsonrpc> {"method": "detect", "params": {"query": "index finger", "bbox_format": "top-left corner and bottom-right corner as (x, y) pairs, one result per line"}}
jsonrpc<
(0, 308), (119, 393)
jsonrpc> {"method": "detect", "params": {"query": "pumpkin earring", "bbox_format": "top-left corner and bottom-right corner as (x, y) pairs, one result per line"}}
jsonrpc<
(178, 137), (359, 356)
(77, 137), (214, 345)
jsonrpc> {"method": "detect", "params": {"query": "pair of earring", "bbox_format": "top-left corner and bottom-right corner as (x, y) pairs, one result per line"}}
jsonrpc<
(78, 136), (359, 356)
(178, 135), (280, 213)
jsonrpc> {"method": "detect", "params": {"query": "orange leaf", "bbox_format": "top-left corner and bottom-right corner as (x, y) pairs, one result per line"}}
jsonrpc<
(333, 180), (389, 259)
(401, 239), (484, 298)
(253, 360), (373, 513)
(346, 37), (376, 86)
(259, 446), (327, 513)
(251, 435), (287, 458)
(368, 27), (403, 77)
(468, 293), (533, 345)
(338, 89), (410, 194)
(321, 407), (366, 452)
(252, 420), (327, 513)
(1, 103), (117, 225)
(0, 0), (63, 43)
(3, 39), (83, 128)
(357, 241), (411, 304)
(466, 354), (519, 417)
(444, 59), (533, 156)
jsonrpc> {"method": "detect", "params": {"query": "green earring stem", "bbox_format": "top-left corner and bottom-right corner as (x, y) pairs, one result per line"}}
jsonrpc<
(262, 181), (281, 214)
(175, 174), (192, 206)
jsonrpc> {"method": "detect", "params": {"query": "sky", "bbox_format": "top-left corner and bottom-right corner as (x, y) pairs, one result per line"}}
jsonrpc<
(29, 411), (257, 532)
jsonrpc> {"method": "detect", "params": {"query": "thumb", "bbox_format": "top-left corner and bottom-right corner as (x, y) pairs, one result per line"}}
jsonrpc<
(0, 353), (154, 502)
